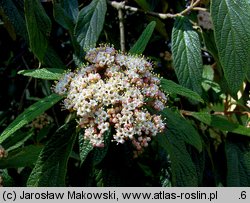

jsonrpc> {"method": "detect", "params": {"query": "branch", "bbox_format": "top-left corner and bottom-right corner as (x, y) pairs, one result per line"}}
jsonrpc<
(109, 0), (202, 20)
(117, 2), (126, 52)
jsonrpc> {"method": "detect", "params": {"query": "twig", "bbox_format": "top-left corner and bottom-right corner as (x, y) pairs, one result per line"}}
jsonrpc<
(109, 0), (202, 20)
(181, 110), (250, 117)
(118, 3), (126, 52)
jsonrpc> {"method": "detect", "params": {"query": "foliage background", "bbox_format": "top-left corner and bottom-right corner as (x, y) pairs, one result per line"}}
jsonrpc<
(0, 0), (249, 187)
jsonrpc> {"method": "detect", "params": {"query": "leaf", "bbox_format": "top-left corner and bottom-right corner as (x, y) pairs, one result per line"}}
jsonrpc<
(92, 128), (112, 165)
(78, 132), (93, 164)
(158, 133), (199, 186)
(0, 0), (28, 40)
(161, 109), (202, 152)
(129, 21), (156, 54)
(1, 130), (33, 152)
(190, 112), (250, 137)
(53, 0), (78, 32)
(0, 94), (62, 144)
(44, 46), (67, 69)
(74, 0), (107, 50)
(211, 0), (250, 96)
(0, 145), (43, 169)
(160, 78), (204, 103)
(27, 122), (77, 186)
(24, 0), (52, 61)
(54, 0), (78, 22)
(225, 140), (250, 186)
(171, 16), (203, 95)
(18, 68), (64, 80)
(0, 169), (15, 186)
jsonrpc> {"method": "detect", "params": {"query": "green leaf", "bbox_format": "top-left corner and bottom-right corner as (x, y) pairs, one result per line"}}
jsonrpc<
(0, 145), (43, 169)
(190, 112), (250, 137)
(27, 122), (77, 186)
(24, 0), (52, 61)
(161, 108), (202, 152)
(160, 78), (204, 103)
(158, 133), (199, 186)
(53, 0), (78, 32)
(1, 130), (33, 152)
(171, 16), (203, 95)
(44, 46), (66, 69)
(79, 133), (93, 164)
(54, 0), (78, 22)
(0, 169), (15, 186)
(92, 128), (112, 165)
(0, 94), (62, 144)
(129, 21), (156, 54)
(211, 0), (250, 96)
(74, 0), (107, 50)
(225, 140), (250, 186)
(0, 0), (28, 40)
(18, 68), (65, 80)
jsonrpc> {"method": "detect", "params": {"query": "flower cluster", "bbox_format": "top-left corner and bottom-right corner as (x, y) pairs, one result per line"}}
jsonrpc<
(0, 145), (7, 159)
(54, 45), (167, 153)
(29, 113), (53, 131)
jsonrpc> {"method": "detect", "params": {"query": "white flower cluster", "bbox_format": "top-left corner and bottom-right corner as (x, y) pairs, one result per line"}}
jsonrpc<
(54, 45), (167, 152)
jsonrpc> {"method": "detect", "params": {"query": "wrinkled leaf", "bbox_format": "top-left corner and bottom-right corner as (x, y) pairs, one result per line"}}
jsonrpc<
(190, 112), (250, 137)
(0, 94), (62, 144)
(211, 0), (250, 96)
(74, 0), (107, 50)
(79, 132), (93, 164)
(129, 21), (156, 54)
(161, 109), (202, 152)
(171, 16), (203, 95)
(27, 121), (76, 186)
(93, 128), (111, 165)
(225, 140), (250, 186)
(18, 68), (64, 80)
(160, 78), (204, 103)
(0, 145), (43, 169)
(24, 0), (52, 61)
(158, 133), (199, 186)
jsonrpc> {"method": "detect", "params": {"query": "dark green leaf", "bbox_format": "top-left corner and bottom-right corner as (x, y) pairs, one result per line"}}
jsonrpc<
(79, 133), (93, 164)
(74, 0), (107, 50)
(225, 140), (250, 186)
(44, 46), (66, 69)
(53, 0), (78, 32)
(18, 68), (64, 80)
(1, 130), (33, 152)
(54, 0), (78, 22)
(27, 122), (77, 186)
(24, 0), (52, 61)
(0, 145), (43, 169)
(158, 133), (199, 186)
(92, 128), (111, 165)
(0, 94), (62, 144)
(211, 0), (250, 96)
(171, 16), (203, 95)
(129, 21), (156, 54)
(190, 112), (250, 137)
(0, 169), (15, 186)
(160, 78), (204, 103)
(161, 109), (203, 152)
(0, 0), (28, 40)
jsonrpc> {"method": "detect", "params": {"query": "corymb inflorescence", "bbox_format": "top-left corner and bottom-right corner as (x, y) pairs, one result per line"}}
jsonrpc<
(53, 45), (167, 153)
